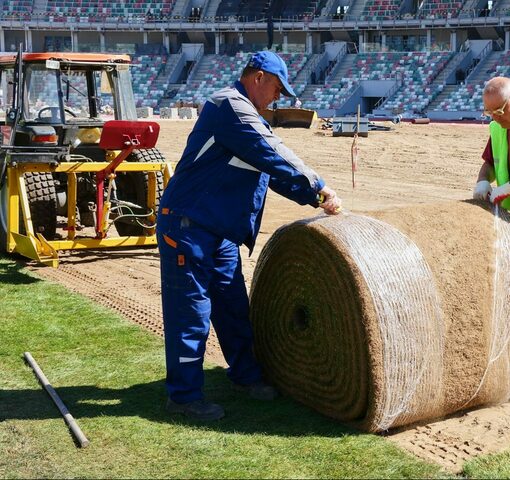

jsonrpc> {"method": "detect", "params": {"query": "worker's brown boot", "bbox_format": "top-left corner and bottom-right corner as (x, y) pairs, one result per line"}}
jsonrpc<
(166, 398), (225, 421)
(234, 380), (278, 400)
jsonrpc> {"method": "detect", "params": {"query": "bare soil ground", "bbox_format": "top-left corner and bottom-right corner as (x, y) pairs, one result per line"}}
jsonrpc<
(28, 118), (509, 473)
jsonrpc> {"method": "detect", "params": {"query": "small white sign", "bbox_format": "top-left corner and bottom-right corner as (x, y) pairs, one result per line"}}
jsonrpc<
(46, 60), (60, 70)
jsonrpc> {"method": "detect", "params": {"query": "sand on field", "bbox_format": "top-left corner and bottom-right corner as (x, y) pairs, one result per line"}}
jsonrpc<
(30, 119), (508, 472)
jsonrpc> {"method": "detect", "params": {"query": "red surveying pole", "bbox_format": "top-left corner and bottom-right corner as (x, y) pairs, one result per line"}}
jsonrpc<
(351, 104), (360, 190)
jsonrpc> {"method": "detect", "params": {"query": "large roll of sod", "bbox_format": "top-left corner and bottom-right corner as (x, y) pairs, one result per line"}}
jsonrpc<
(250, 201), (510, 432)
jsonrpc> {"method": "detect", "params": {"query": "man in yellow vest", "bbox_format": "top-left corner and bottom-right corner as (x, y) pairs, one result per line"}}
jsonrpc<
(473, 76), (510, 207)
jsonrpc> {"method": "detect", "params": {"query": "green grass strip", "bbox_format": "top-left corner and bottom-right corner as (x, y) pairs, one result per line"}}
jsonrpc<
(0, 256), (456, 479)
(463, 451), (510, 479)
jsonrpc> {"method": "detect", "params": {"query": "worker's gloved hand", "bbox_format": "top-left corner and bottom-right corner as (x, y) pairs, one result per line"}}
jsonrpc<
(472, 180), (492, 201)
(489, 182), (510, 204)
(318, 186), (342, 215)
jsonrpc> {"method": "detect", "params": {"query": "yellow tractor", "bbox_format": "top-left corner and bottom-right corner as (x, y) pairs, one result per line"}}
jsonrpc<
(0, 49), (171, 267)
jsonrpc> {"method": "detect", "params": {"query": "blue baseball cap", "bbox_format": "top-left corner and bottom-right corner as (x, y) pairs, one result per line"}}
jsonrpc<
(246, 51), (296, 97)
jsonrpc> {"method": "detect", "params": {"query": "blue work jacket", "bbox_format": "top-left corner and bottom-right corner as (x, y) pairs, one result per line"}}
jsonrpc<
(158, 81), (325, 252)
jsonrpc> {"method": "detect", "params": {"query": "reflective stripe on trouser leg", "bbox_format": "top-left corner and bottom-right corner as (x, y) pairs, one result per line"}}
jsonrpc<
(209, 239), (262, 385)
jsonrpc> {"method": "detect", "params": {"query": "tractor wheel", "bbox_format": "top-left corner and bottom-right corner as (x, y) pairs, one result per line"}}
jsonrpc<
(0, 172), (57, 252)
(113, 148), (166, 237)
(25, 172), (58, 239)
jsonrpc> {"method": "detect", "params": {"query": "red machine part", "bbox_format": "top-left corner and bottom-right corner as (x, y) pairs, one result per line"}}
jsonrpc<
(96, 120), (161, 237)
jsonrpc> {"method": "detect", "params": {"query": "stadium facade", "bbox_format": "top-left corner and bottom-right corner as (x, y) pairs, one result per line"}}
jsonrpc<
(1, 0), (507, 119)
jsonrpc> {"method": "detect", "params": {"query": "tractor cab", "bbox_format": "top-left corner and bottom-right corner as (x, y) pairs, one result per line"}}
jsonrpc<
(0, 51), (170, 267)
(1, 52), (136, 148)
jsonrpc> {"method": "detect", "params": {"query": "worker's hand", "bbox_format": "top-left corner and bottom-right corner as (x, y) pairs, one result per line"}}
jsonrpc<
(489, 182), (510, 204)
(473, 180), (492, 201)
(318, 186), (342, 215)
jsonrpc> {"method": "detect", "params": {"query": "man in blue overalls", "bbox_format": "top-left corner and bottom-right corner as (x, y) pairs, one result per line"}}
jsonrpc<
(157, 51), (342, 421)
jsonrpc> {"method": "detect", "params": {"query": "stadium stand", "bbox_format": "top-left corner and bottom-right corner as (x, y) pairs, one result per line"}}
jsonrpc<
(432, 50), (510, 112)
(2, 0), (32, 14)
(435, 83), (481, 111)
(418, 0), (464, 18)
(1, 0), (509, 118)
(278, 0), (318, 20)
(213, 0), (326, 21)
(130, 52), (184, 110)
(174, 52), (309, 107)
(239, 0), (270, 21)
(43, 0), (174, 22)
(175, 52), (250, 106)
(303, 81), (357, 111)
(216, 0), (241, 20)
(131, 54), (166, 109)
(301, 51), (452, 113)
(383, 51), (452, 113)
(360, 0), (401, 21)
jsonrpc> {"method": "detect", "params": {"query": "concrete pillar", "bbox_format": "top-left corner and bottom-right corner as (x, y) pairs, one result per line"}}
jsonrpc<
(143, 31), (148, 44)
(163, 32), (170, 53)
(427, 29), (431, 50)
(24, 28), (32, 52)
(306, 32), (313, 54)
(283, 33), (288, 53)
(381, 32), (386, 50)
(0, 28), (5, 52)
(505, 29), (510, 52)
(215, 32), (220, 54)
(238, 32), (243, 52)
(99, 31), (105, 52)
(358, 31), (364, 53)
(450, 30), (457, 52)
(72, 31), (79, 52)
(312, 32), (320, 53)
(1, 72), (6, 115)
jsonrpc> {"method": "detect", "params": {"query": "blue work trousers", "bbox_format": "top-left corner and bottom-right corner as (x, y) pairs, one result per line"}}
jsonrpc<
(157, 213), (262, 403)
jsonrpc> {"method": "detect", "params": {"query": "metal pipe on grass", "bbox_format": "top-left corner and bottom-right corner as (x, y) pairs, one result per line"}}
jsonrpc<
(23, 351), (90, 448)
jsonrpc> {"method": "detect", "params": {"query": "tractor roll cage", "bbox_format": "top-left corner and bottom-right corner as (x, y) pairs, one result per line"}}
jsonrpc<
(0, 53), (131, 66)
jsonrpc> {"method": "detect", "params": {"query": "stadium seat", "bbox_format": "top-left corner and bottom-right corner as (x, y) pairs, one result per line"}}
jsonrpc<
(432, 51), (510, 112)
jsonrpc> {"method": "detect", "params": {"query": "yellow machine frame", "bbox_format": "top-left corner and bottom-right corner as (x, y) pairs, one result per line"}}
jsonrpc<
(5, 160), (172, 268)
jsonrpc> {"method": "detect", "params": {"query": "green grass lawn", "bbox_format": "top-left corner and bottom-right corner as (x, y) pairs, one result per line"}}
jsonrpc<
(0, 256), (506, 478)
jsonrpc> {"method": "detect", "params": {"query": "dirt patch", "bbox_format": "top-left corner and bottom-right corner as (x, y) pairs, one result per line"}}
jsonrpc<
(27, 119), (510, 472)
(388, 403), (510, 473)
